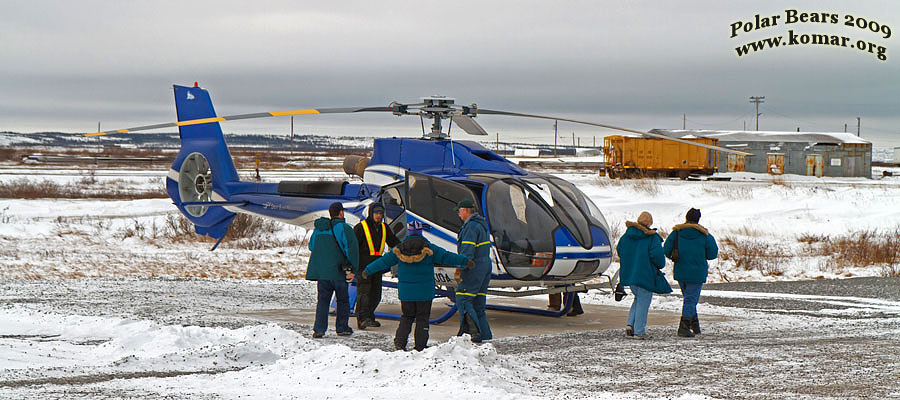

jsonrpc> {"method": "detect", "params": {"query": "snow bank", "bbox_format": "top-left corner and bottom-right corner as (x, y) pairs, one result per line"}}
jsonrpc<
(0, 305), (543, 399)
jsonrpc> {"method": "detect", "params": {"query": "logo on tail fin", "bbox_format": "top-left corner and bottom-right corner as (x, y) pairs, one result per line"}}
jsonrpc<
(186, 91), (195, 100)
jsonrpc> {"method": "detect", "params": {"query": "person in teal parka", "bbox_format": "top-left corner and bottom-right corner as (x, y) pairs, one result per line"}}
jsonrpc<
(363, 221), (473, 351)
(307, 202), (360, 338)
(616, 211), (671, 339)
(663, 207), (718, 338)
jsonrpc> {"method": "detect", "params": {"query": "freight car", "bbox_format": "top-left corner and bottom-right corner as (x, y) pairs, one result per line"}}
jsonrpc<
(603, 135), (719, 179)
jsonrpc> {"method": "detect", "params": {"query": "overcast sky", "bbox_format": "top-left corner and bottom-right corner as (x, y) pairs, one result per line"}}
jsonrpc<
(2, 0), (898, 146)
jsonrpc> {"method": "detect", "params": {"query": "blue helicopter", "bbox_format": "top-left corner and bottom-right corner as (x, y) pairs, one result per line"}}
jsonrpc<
(87, 83), (749, 319)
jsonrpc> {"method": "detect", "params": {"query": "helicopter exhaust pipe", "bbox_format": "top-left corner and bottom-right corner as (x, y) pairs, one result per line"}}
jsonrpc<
(342, 155), (369, 177)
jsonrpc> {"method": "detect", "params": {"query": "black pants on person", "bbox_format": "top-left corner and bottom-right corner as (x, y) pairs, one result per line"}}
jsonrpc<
(355, 272), (383, 324)
(395, 300), (432, 351)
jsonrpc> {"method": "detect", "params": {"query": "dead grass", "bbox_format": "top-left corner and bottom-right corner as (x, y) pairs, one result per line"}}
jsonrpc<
(701, 184), (754, 200)
(728, 225), (765, 238)
(771, 176), (792, 188)
(116, 213), (304, 250)
(0, 177), (167, 199)
(596, 176), (660, 195)
(720, 236), (788, 277)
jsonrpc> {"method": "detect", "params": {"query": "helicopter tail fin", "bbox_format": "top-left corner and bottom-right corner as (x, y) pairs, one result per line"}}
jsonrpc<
(165, 84), (240, 240)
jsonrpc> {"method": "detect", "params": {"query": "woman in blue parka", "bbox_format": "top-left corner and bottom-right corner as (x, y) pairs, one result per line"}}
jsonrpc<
(663, 207), (719, 338)
(616, 211), (671, 339)
(363, 221), (472, 351)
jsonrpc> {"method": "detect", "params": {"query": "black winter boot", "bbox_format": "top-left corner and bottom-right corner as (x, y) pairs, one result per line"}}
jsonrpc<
(464, 314), (482, 342)
(691, 316), (701, 335)
(677, 317), (695, 338)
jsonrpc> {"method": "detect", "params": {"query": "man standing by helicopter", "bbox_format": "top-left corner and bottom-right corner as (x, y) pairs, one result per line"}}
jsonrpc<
(454, 199), (493, 342)
(353, 203), (400, 330)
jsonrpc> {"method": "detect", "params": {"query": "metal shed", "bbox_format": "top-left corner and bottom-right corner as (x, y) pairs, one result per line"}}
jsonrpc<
(649, 130), (872, 178)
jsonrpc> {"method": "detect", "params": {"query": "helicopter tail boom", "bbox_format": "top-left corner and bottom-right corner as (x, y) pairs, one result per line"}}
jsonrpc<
(165, 84), (240, 239)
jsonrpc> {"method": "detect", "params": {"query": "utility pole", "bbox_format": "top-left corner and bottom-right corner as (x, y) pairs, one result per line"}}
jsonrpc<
(844, 123), (847, 133)
(749, 96), (765, 131)
(572, 132), (575, 147)
(290, 116), (294, 157)
(683, 113), (686, 130)
(553, 120), (557, 158)
(496, 132), (499, 151)
(857, 117), (861, 136)
(743, 120), (746, 131)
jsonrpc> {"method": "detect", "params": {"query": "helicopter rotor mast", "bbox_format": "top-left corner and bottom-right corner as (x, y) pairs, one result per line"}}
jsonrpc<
(393, 96), (485, 139)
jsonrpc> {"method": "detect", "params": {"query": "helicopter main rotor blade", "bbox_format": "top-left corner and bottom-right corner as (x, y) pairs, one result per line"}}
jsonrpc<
(477, 109), (753, 156)
(84, 106), (392, 137)
(451, 115), (488, 136)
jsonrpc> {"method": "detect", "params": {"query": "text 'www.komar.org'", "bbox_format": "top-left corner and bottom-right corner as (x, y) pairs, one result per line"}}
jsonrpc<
(731, 10), (891, 61)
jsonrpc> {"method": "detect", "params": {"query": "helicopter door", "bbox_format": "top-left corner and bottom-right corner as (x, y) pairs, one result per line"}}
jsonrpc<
(379, 182), (407, 238)
(405, 171), (479, 285)
(405, 171), (477, 234)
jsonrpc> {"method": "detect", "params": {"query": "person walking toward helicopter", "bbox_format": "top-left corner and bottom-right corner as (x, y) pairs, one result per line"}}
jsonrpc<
(616, 211), (671, 339)
(664, 207), (718, 338)
(454, 199), (493, 342)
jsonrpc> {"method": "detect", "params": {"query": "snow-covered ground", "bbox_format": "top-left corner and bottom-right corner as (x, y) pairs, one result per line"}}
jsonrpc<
(1, 165), (900, 399)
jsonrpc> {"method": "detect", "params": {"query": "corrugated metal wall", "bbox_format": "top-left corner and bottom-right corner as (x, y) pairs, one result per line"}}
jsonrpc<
(717, 141), (871, 177)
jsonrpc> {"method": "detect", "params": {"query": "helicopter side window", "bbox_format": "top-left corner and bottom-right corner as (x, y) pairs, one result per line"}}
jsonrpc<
(406, 172), (476, 233)
(381, 186), (405, 221)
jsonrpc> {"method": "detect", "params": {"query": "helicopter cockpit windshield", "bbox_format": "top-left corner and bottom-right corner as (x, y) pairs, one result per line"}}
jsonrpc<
(482, 175), (609, 280)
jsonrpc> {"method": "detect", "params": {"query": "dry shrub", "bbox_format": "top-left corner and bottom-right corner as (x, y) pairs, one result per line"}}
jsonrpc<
(117, 213), (303, 250)
(226, 213), (280, 239)
(797, 233), (829, 245)
(771, 176), (792, 188)
(822, 229), (900, 275)
(720, 236), (787, 277)
(701, 184), (753, 200)
(729, 225), (765, 237)
(631, 178), (660, 195)
(796, 229), (900, 277)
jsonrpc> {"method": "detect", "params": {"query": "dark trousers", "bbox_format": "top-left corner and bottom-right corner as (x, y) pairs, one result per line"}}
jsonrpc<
(355, 272), (383, 323)
(314, 280), (350, 334)
(396, 300), (432, 351)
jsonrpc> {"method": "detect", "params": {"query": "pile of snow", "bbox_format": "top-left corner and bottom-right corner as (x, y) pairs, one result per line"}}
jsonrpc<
(0, 305), (542, 398)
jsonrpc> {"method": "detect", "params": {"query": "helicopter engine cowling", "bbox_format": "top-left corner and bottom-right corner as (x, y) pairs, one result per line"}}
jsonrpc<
(342, 155), (369, 177)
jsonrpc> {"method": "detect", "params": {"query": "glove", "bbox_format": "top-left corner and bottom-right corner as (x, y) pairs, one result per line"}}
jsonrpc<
(454, 268), (462, 283)
(360, 270), (369, 280)
(465, 259), (475, 269)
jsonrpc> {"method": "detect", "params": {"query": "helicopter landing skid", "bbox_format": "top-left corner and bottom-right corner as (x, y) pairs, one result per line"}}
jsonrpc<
(373, 281), (459, 324)
(373, 275), (619, 323)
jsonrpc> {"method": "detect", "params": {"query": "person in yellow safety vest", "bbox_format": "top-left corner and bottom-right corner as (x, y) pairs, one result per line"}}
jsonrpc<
(353, 204), (400, 329)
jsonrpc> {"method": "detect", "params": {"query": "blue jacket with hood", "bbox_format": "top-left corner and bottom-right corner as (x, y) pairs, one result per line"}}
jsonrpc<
(616, 221), (671, 294)
(664, 223), (718, 283)
(364, 235), (469, 302)
(306, 217), (359, 281)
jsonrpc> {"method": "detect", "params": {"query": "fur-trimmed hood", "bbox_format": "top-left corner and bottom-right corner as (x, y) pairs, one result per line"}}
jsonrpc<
(625, 221), (657, 235)
(673, 223), (709, 236)
(393, 236), (434, 263)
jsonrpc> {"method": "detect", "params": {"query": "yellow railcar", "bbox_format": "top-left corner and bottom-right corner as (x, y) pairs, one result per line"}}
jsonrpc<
(603, 135), (720, 179)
